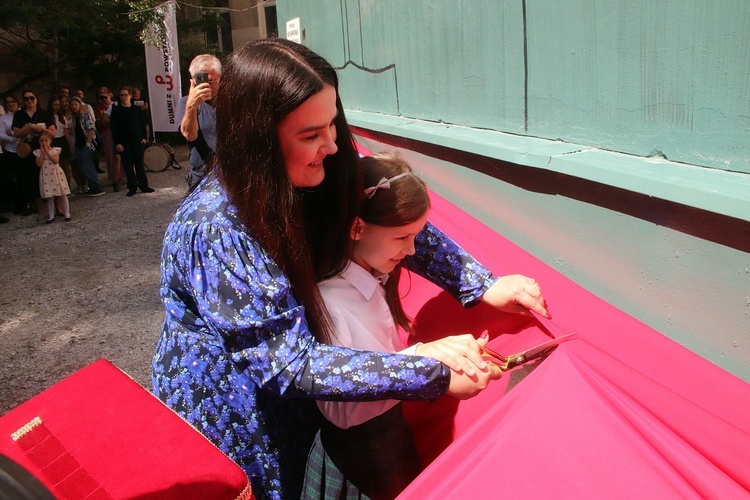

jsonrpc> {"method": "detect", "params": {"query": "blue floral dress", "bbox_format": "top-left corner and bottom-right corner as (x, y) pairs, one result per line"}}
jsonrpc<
(152, 173), (497, 499)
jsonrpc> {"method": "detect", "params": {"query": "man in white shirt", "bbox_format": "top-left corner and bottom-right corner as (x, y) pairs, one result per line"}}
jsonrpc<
(0, 95), (21, 217)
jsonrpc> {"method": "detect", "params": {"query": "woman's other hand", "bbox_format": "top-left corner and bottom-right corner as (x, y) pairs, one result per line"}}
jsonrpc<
(416, 332), (502, 399)
(415, 333), (494, 376)
(482, 274), (549, 318)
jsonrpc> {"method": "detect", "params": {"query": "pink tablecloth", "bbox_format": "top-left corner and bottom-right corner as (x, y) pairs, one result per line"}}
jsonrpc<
(397, 189), (750, 498)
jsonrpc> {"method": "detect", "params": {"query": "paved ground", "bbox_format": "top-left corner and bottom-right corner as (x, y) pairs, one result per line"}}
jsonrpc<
(0, 144), (191, 415)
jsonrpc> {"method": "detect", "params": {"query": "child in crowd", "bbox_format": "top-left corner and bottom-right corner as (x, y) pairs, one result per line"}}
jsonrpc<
(303, 152), (445, 499)
(34, 131), (71, 223)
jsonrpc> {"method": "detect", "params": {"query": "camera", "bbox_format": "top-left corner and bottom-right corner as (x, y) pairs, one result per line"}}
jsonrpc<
(194, 72), (209, 84)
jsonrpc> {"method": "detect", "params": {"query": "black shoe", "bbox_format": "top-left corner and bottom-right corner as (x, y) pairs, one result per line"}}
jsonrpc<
(126, 189), (137, 197)
(112, 182), (120, 193)
(0, 215), (9, 224)
(95, 167), (105, 174)
(140, 186), (155, 193)
(44, 217), (54, 224)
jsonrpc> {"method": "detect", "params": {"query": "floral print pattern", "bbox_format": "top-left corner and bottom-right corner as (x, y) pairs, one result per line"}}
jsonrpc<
(152, 173), (497, 499)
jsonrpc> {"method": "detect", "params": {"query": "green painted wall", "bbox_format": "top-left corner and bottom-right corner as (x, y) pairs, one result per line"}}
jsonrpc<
(526, 1), (750, 173)
(279, 0), (750, 173)
(275, 1), (750, 380)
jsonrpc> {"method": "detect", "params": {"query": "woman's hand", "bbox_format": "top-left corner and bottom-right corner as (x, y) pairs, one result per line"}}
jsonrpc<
(482, 274), (549, 318)
(115, 144), (124, 153)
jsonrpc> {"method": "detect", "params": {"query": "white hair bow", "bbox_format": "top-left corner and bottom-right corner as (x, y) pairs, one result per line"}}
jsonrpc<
(363, 171), (412, 199)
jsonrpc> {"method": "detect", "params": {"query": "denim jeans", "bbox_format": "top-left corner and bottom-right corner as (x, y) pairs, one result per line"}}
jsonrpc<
(74, 145), (101, 191)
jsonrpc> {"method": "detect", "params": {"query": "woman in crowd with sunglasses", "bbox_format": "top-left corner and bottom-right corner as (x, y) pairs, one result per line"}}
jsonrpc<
(12, 90), (54, 218)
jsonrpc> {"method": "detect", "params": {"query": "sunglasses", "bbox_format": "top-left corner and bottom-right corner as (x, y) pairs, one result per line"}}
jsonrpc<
(23, 96), (36, 101)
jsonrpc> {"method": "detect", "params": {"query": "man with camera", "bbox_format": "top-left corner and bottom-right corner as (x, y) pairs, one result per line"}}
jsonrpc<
(176, 54), (221, 189)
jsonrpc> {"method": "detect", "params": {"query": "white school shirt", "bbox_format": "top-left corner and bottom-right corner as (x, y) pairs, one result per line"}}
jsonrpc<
(317, 261), (419, 429)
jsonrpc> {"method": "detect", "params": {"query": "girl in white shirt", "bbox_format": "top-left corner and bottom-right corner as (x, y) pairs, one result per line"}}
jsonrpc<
(303, 152), (441, 499)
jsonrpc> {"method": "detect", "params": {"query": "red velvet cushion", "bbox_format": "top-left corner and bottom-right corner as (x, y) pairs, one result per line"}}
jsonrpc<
(0, 359), (253, 500)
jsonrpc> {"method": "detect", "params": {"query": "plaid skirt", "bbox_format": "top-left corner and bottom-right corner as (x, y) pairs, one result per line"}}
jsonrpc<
(301, 403), (422, 500)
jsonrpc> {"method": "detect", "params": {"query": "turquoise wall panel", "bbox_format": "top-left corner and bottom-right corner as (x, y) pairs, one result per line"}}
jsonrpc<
(279, 0), (750, 172)
(356, 0), (526, 132)
(281, 0), (526, 132)
(343, 0), (362, 63)
(277, 0), (346, 66)
(338, 64), (399, 115)
(526, 0), (750, 173)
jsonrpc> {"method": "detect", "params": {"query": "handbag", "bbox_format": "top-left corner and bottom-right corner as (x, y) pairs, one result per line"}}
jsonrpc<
(16, 141), (32, 158)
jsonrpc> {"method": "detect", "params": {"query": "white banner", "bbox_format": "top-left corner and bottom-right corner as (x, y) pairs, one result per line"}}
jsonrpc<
(144, 2), (182, 133)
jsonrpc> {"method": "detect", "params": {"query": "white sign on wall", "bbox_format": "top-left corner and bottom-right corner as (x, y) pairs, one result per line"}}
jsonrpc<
(286, 17), (301, 43)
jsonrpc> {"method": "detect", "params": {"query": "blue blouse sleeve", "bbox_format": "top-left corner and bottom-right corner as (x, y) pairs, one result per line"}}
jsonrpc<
(405, 221), (499, 307)
(180, 219), (450, 402)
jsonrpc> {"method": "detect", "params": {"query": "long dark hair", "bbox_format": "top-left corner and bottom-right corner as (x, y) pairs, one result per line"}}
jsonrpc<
(47, 96), (64, 122)
(213, 38), (361, 344)
(358, 152), (430, 332)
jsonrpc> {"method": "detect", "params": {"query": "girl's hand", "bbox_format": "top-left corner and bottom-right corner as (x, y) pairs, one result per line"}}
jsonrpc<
(445, 360), (502, 400)
(482, 274), (549, 318)
(415, 332), (492, 376)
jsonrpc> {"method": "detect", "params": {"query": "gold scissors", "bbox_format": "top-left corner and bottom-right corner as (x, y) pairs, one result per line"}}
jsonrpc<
(480, 332), (578, 371)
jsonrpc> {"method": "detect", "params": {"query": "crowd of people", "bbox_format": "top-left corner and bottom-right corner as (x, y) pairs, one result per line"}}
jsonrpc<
(0, 84), (154, 224)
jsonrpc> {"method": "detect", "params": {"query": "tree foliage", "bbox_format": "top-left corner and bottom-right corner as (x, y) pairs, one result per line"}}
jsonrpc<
(0, 0), (146, 95)
(0, 0), (224, 98)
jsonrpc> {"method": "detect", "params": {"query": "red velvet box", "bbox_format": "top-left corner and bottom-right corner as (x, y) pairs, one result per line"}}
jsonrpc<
(0, 359), (253, 499)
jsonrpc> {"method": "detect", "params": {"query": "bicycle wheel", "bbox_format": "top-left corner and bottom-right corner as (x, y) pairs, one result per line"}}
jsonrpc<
(143, 143), (173, 172)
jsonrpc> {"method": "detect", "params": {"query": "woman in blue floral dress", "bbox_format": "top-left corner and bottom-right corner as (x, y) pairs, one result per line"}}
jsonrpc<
(152, 39), (548, 500)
